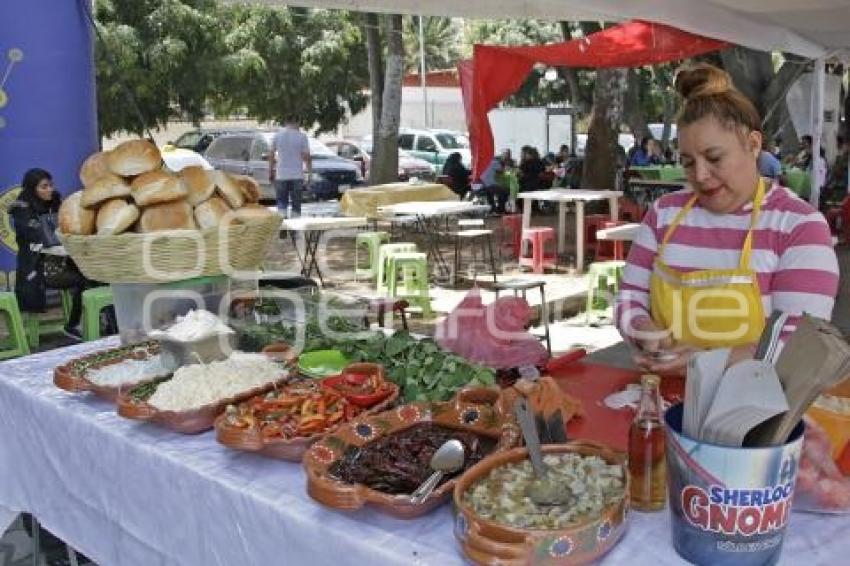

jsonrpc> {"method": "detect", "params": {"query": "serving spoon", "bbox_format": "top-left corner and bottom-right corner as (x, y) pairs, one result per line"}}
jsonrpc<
(409, 439), (465, 504)
(515, 397), (573, 506)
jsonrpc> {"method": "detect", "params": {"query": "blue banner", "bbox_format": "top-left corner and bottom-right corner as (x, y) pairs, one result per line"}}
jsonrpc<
(0, 0), (97, 272)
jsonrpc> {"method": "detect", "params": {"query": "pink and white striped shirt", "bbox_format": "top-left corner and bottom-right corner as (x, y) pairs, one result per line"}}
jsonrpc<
(615, 183), (839, 342)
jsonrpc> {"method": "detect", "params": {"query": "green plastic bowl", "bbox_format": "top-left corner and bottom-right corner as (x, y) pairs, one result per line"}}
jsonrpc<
(297, 349), (351, 379)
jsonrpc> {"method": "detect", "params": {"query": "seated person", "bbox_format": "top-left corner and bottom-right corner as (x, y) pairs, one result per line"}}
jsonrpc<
(478, 154), (510, 214)
(757, 146), (782, 179)
(629, 137), (654, 167)
(518, 147), (546, 192)
(9, 168), (88, 340)
(441, 152), (470, 198)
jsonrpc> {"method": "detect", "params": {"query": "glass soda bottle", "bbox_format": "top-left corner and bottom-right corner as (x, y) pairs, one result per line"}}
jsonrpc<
(628, 374), (667, 511)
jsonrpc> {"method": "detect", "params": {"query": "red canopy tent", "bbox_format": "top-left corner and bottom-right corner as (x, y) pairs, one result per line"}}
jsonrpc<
(459, 20), (729, 177)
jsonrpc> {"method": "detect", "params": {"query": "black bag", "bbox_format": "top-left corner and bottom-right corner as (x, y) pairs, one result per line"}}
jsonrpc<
(42, 255), (83, 289)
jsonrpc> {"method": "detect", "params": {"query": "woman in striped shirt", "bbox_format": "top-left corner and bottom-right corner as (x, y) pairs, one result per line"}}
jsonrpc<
(615, 63), (839, 376)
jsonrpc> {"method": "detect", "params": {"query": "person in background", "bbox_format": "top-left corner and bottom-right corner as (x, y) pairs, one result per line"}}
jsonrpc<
(757, 140), (782, 179)
(615, 63), (838, 376)
(646, 139), (664, 165)
(441, 151), (471, 198)
(518, 146), (546, 193)
(478, 153), (510, 214)
(826, 135), (849, 198)
(555, 144), (571, 166)
(9, 168), (88, 340)
(629, 137), (654, 167)
(794, 134), (813, 170)
(269, 114), (311, 217)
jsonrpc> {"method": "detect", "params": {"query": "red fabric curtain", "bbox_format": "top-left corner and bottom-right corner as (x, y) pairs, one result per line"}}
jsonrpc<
(460, 20), (729, 177)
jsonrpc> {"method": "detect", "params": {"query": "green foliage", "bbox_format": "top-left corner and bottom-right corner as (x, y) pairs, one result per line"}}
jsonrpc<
(93, 0), (369, 136)
(402, 16), (462, 72)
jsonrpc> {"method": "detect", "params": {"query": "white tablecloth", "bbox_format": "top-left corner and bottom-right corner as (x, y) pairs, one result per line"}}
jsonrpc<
(1, 340), (848, 565)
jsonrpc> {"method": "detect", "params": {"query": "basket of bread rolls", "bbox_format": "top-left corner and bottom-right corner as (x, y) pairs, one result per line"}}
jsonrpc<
(58, 139), (281, 283)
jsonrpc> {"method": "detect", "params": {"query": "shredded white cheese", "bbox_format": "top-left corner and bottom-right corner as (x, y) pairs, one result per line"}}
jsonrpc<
(149, 309), (233, 343)
(147, 352), (285, 411)
(86, 356), (170, 387)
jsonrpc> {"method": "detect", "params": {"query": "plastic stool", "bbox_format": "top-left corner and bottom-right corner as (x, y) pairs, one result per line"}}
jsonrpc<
(376, 242), (417, 292)
(595, 220), (629, 261)
(584, 214), (611, 254)
(500, 214), (523, 258)
(0, 292), (30, 359)
(355, 231), (390, 280)
(386, 252), (432, 317)
(82, 286), (114, 341)
(585, 260), (626, 323)
(519, 227), (557, 274)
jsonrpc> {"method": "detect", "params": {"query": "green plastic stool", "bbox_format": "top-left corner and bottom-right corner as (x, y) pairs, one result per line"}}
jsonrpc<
(0, 292), (30, 359)
(355, 231), (391, 280)
(376, 242), (417, 292)
(82, 286), (114, 341)
(386, 252), (432, 317)
(585, 260), (626, 323)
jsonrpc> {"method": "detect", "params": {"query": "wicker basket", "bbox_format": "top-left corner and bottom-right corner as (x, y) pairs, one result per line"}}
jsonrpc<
(59, 214), (281, 283)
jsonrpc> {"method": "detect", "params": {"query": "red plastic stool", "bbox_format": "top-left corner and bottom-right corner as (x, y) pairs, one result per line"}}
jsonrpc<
(584, 214), (610, 255)
(519, 227), (557, 274)
(595, 220), (630, 261)
(500, 214), (523, 257)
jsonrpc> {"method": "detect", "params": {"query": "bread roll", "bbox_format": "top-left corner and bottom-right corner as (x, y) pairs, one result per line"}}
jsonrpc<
(58, 192), (96, 235)
(79, 151), (111, 189)
(138, 200), (196, 232)
(179, 166), (216, 206)
(130, 170), (187, 207)
(96, 199), (140, 236)
(81, 173), (131, 208)
(107, 139), (161, 176)
(233, 174), (261, 204)
(232, 203), (274, 223)
(212, 171), (245, 209)
(194, 196), (236, 230)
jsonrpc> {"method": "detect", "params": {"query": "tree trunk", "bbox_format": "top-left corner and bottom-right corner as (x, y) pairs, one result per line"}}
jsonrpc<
(557, 22), (591, 116)
(624, 68), (649, 145)
(364, 12), (384, 142)
(371, 14), (403, 185)
(582, 68), (628, 190)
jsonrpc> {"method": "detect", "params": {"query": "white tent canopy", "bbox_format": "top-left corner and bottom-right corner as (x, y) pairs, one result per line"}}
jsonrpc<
(254, 0), (850, 59)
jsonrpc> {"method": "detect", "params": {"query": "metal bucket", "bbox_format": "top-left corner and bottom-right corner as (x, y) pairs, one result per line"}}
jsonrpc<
(664, 404), (804, 565)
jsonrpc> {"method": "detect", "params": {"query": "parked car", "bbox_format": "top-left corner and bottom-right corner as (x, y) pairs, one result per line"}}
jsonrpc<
(326, 139), (435, 182)
(204, 131), (362, 201)
(364, 129), (471, 170)
(167, 128), (250, 154)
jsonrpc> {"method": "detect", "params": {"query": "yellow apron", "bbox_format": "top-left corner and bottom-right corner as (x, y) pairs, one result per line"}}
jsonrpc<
(649, 180), (767, 349)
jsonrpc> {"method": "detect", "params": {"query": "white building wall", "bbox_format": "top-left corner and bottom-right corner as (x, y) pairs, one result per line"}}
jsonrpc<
(334, 86), (467, 139)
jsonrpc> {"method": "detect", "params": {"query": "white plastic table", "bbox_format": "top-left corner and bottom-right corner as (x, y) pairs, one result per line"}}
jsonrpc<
(517, 189), (623, 272)
(280, 216), (368, 285)
(596, 222), (640, 242)
(377, 201), (489, 279)
(1, 339), (848, 565)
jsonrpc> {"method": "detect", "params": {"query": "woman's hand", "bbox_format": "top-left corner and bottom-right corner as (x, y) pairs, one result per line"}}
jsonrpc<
(634, 343), (701, 376)
(628, 316), (672, 355)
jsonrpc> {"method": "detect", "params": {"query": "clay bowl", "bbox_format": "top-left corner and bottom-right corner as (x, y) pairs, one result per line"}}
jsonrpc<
(260, 342), (298, 365)
(215, 364), (399, 461)
(303, 387), (521, 519)
(53, 341), (162, 403)
(116, 354), (291, 434)
(452, 442), (629, 566)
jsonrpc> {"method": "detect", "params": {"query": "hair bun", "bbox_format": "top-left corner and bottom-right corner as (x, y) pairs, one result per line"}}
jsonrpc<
(675, 63), (733, 100)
